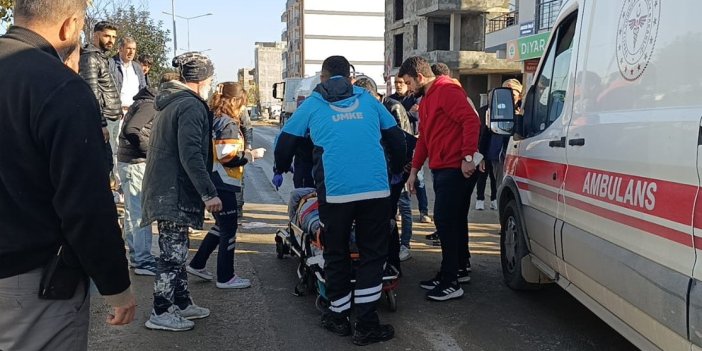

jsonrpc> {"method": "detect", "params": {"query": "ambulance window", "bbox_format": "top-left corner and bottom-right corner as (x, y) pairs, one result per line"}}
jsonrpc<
(529, 12), (577, 136)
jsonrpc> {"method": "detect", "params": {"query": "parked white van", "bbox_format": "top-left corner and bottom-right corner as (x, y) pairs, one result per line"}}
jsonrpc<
(489, 0), (702, 350)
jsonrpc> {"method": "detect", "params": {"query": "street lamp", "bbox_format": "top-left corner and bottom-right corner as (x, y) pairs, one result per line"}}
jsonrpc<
(162, 11), (213, 52)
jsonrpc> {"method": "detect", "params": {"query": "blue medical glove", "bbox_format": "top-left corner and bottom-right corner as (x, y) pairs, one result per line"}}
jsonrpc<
(390, 173), (403, 185)
(272, 173), (284, 190)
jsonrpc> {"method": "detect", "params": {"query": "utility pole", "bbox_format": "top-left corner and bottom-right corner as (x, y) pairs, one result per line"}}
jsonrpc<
(171, 0), (177, 56)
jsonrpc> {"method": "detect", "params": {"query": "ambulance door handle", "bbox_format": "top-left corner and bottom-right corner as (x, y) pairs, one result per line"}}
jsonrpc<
(568, 138), (585, 146)
(549, 137), (566, 148)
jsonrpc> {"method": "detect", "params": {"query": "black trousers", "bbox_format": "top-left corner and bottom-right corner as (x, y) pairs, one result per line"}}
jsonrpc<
(476, 161), (497, 201)
(293, 160), (315, 189)
(319, 197), (390, 325)
(432, 169), (473, 283)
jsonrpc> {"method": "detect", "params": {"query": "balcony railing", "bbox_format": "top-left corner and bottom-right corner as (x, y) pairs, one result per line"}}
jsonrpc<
(487, 11), (518, 34)
(536, 0), (562, 31)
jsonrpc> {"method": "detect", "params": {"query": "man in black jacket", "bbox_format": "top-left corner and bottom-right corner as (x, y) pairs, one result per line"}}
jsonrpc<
(79, 21), (123, 176)
(0, 1), (135, 349)
(117, 84), (158, 276)
(142, 52), (222, 332)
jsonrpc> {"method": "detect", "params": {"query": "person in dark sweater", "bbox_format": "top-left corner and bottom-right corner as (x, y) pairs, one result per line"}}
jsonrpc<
(116, 81), (164, 276)
(354, 77), (415, 274)
(0, 1), (135, 349)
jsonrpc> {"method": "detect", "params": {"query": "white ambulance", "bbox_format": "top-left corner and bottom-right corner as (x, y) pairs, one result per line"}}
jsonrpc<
(489, 0), (702, 350)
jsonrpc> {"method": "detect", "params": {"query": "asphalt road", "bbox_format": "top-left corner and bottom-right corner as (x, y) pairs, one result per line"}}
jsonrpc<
(88, 124), (637, 351)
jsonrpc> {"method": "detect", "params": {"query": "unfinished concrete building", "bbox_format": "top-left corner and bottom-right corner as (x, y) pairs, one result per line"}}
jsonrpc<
(385, 0), (522, 105)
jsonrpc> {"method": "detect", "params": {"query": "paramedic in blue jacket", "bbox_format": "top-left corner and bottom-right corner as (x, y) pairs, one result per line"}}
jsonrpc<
(274, 56), (406, 346)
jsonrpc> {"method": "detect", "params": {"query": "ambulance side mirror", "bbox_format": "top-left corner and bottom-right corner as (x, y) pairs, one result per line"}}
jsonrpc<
(273, 82), (285, 100)
(489, 87), (516, 135)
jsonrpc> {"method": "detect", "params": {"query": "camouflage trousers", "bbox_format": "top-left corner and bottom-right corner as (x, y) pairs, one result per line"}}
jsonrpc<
(153, 221), (191, 314)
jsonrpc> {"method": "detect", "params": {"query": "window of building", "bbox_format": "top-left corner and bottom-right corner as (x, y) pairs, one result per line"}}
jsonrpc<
(413, 25), (418, 50)
(431, 22), (450, 51)
(526, 12), (577, 137)
(394, 34), (404, 67)
(394, 0), (404, 21)
(536, 0), (562, 31)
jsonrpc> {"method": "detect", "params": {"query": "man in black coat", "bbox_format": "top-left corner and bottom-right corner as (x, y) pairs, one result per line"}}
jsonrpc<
(0, 1), (135, 349)
(142, 52), (223, 332)
(79, 21), (123, 177)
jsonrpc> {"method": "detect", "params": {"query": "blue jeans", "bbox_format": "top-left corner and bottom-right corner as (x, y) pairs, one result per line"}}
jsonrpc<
(398, 190), (412, 247)
(415, 168), (429, 215)
(118, 162), (155, 269)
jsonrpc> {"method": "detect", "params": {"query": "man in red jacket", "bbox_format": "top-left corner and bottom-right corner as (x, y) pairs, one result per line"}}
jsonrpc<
(401, 57), (481, 301)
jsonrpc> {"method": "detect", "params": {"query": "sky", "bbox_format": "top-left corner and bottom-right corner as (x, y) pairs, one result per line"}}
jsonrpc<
(144, 0), (285, 82)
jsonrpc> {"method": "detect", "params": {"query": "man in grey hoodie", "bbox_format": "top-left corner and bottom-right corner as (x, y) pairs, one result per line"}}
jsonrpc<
(141, 52), (222, 332)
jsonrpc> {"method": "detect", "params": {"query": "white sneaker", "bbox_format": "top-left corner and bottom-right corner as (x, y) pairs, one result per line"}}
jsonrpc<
(490, 200), (498, 210)
(475, 200), (485, 211)
(399, 245), (412, 262)
(216, 275), (251, 289)
(419, 214), (433, 223)
(175, 303), (210, 320)
(186, 265), (214, 281)
(145, 310), (194, 331)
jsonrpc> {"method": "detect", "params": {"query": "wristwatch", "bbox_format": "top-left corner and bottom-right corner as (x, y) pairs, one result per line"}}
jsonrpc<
(464, 155), (473, 163)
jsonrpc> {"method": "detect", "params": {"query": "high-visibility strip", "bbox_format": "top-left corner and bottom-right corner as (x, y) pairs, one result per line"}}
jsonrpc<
(329, 301), (351, 313)
(354, 292), (382, 304)
(331, 292), (352, 307)
(354, 284), (382, 297)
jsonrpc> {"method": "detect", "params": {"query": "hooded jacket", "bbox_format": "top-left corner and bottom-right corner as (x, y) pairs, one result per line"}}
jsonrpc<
(141, 80), (217, 229)
(274, 77), (407, 204)
(117, 86), (156, 163)
(79, 43), (122, 123)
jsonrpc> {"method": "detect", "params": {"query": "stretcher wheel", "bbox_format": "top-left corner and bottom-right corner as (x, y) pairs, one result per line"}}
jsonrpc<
(275, 236), (286, 259)
(315, 295), (329, 313)
(385, 290), (397, 312)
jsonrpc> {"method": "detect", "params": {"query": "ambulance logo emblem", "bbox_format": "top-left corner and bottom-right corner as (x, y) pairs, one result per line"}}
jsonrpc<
(616, 0), (661, 81)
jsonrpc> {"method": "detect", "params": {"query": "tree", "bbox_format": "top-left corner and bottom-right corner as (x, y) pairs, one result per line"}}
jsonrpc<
(247, 84), (260, 108)
(0, 0), (13, 30)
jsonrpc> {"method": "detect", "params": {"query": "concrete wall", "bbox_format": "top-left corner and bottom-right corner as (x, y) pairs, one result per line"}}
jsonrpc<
(255, 43), (284, 109)
(460, 13), (484, 51)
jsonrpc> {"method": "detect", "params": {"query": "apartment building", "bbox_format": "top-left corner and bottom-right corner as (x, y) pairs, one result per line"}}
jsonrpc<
(385, 0), (522, 105)
(281, 0), (386, 88)
(484, 0), (563, 84)
(237, 67), (255, 93)
(254, 42), (285, 110)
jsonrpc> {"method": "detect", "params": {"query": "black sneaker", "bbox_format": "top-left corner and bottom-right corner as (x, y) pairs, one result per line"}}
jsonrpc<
(321, 313), (351, 336)
(420, 272), (442, 290)
(425, 232), (439, 241)
(457, 269), (471, 284)
(465, 259), (472, 272)
(352, 322), (395, 346)
(426, 281), (464, 302)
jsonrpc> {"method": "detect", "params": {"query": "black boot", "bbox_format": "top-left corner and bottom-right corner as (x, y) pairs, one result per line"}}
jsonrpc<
(321, 313), (352, 336)
(352, 322), (395, 346)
